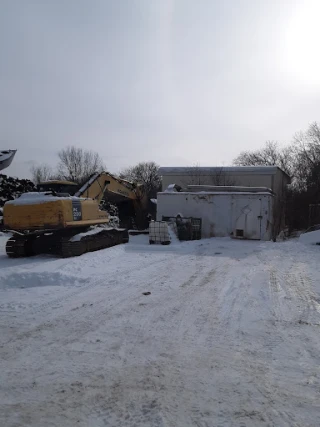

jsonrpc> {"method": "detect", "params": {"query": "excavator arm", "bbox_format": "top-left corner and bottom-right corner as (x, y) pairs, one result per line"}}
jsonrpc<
(75, 172), (143, 202)
(75, 171), (148, 229)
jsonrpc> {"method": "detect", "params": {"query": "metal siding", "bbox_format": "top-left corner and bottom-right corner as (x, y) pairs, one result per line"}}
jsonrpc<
(162, 174), (275, 191)
(157, 193), (274, 240)
(159, 166), (283, 175)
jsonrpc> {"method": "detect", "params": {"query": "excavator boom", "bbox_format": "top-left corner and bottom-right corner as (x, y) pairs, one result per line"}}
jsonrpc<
(75, 171), (142, 202)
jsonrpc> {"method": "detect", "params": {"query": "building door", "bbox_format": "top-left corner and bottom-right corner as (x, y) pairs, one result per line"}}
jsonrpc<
(232, 197), (262, 240)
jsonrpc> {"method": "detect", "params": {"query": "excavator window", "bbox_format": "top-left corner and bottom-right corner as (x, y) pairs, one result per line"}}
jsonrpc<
(37, 182), (79, 195)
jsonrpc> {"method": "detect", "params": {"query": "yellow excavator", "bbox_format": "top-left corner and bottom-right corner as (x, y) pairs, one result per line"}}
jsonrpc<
(3, 172), (147, 258)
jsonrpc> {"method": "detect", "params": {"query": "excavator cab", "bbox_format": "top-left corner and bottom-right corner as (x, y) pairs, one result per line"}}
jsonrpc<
(37, 180), (79, 196)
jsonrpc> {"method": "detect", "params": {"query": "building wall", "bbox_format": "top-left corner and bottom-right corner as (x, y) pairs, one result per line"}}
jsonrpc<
(157, 192), (274, 241)
(161, 173), (274, 192)
(271, 169), (291, 238)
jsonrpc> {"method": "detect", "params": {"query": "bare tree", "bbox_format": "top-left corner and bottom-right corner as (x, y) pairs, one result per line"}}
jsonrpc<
(30, 164), (54, 185)
(119, 162), (161, 198)
(233, 141), (294, 238)
(209, 167), (236, 186)
(181, 164), (235, 188)
(180, 164), (205, 186)
(233, 141), (294, 177)
(292, 122), (320, 192)
(57, 146), (105, 183)
(232, 124), (320, 231)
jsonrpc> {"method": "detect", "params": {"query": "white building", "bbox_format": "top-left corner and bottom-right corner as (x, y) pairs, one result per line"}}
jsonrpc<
(159, 166), (290, 193)
(158, 166), (290, 238)
(157, 188), (274, 241)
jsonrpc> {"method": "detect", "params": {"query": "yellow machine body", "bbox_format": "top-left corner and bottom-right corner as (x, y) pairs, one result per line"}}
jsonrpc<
(3, 197), (109, 231)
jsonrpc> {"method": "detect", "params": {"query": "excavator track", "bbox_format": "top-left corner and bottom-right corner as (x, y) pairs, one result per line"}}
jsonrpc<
(60, 229), (129, 258)
(6, 228), (129, 258)
(6, 235), (33, 258)
(62, 228), (129, 257)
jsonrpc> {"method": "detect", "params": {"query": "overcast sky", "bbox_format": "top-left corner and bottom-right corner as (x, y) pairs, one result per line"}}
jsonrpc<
(1, 0), (320, 179)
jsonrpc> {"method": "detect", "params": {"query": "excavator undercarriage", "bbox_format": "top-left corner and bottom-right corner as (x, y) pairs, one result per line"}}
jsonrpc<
(6, 227), (129, 258)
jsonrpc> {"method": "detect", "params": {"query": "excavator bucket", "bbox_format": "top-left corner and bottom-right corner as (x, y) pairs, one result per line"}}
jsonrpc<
(0, 150), (17, 171)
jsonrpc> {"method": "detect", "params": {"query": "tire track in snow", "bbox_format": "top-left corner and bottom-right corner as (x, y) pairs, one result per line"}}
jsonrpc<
(92, 255), (234, 427)
(269, 268), (285, 321)
(254, 250), (320, 425)
(286, 269), (320, 324)
(6, 253), (171, 317)
(161, 252), (294, 427)
(259, 248), (320, 325)
(186, 251), (296, 426)
(145, 257), (241, 426)
(113, 253), (209, 362)
(56, 254), (211, 427)
(0, 258), (178, 426)
(2, 240), (320, 426)
(0, 253), (176, 353)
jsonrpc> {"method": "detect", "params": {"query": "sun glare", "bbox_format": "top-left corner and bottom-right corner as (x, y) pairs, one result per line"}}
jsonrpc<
(283, 0), (320, 87)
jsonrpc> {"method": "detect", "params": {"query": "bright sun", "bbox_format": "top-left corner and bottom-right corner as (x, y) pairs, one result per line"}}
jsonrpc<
(283, 0), (320, 87)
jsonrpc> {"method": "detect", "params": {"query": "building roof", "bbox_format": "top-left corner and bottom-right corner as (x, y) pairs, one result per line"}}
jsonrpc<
(187, 185), (274, 193)
(158, 166), (290, 178)
(158, 191), (274, 196)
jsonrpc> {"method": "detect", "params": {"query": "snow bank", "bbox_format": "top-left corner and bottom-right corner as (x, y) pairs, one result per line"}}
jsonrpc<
(5, 192), (86, 206)
(0, 271), (87, 290)
(299, 229), (320, 245)
(168, 223), (180, 244)
(70, 227), (103, 242)
(127, 234), (150, 245)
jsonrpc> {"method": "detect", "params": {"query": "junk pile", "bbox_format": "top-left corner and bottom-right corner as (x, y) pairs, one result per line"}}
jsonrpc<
(162, 215), (202, 241)
(148, 215), (202, 245)
(0, 174), (36, 229)
(0, 174), (36, 207)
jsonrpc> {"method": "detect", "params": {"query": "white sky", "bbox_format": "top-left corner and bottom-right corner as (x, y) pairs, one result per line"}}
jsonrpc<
(1, 0), (320, 179)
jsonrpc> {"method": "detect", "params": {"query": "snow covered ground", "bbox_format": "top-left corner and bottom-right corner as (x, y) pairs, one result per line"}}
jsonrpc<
(1, 233), (320, 427)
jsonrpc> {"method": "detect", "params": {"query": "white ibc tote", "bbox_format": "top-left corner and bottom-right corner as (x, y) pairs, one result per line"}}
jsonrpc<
(149, 221), (171, 245)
